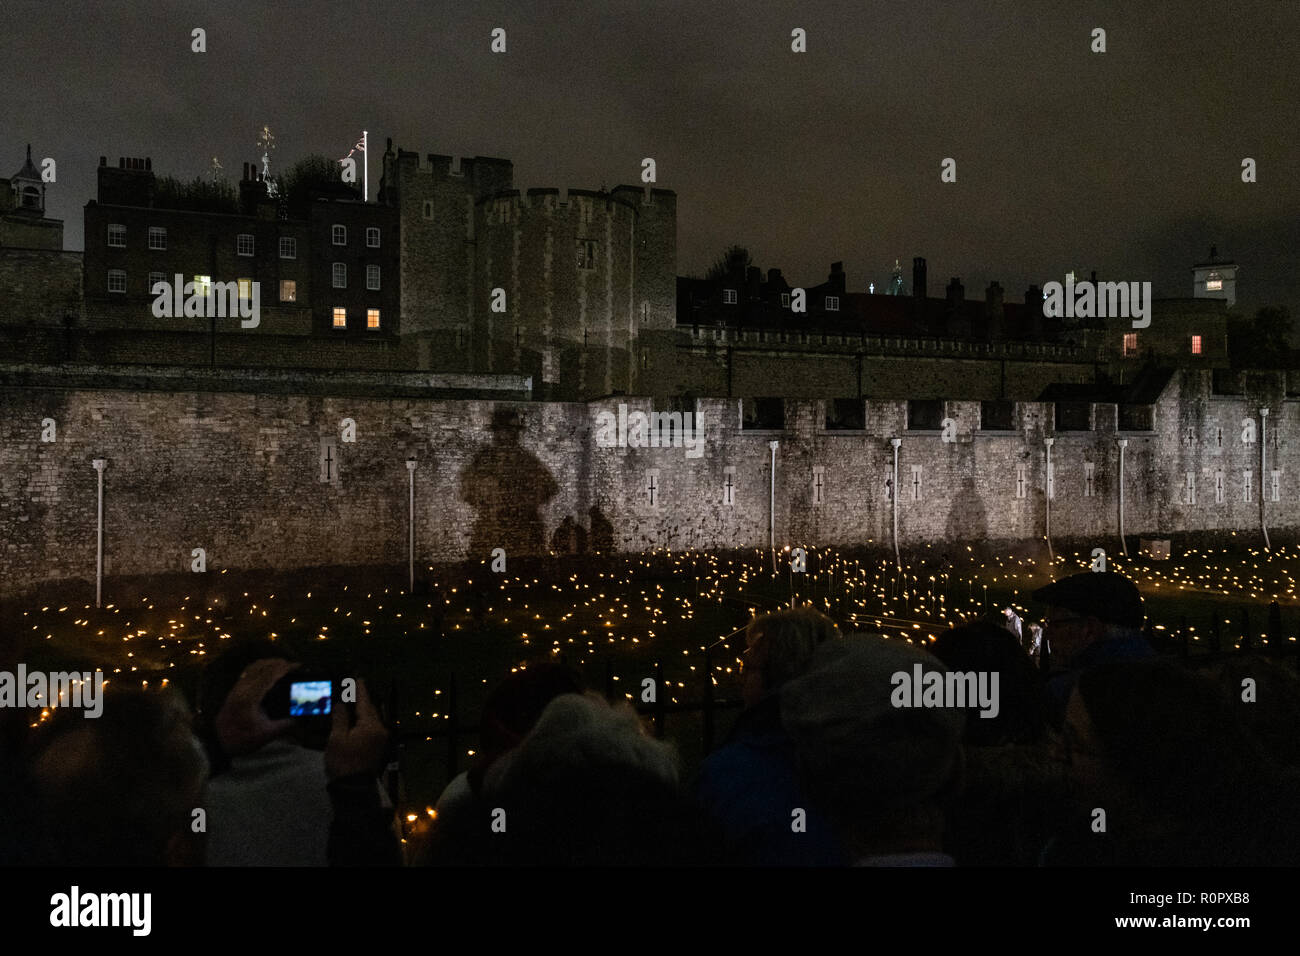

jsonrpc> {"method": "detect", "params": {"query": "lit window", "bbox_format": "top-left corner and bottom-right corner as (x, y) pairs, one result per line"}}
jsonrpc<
(333, 263), (347, 288)
(332, 307), (347, 328)
(279, 237), (297, 259)
(107, 224), (126, 248)
(237, 234), (254, 257)
(1206, 272), (1222, 292)
(366, 264), (380, 291)
(366, 227), (380, 248)
(107, 269), (126, 293)
(780, 293), (790, 308)
(1123, 332), (1138, 356)
(825, 296), (840, 311)
(722, 289), (737, 304)
(194, 275), (211, 296)
(367, 309), (380, 329)
(148, 271), (166, 293)
(332, 224), (346, 246)
(280, 280), (296, 302)
(1191, 335), (1202, 355)
(148, 226), (167, 250)
(238, 278), (254, 301)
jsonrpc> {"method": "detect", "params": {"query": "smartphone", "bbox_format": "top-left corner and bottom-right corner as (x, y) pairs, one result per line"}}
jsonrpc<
(263, 668), (332, 721)
(288, 679), (332, 717)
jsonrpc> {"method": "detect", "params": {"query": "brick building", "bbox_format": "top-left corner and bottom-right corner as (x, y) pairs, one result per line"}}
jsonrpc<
(79, 155), (399, 363)
(669, 256), (1232, 403)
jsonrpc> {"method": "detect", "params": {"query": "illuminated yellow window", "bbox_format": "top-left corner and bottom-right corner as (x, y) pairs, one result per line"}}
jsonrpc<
(1123, 332), (1137, 356)
(238, 278), (253, 301)
(1191, 334), (1202, 355)
(367, 308), (380, 329)
(1206, 272), (1222, 292)
(333, 307), (347, 328)
(194, 275), (211, 295)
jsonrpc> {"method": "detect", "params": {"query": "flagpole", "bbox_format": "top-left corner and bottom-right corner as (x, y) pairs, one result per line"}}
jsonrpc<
(363, 130), (368, 202)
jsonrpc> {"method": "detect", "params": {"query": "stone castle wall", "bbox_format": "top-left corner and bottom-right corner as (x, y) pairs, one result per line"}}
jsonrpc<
(1, 368), (1295, 600)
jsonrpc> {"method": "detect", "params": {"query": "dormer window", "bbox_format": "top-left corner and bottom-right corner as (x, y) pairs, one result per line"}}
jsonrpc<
(722, 289), (738, 304)
(825, 296), (839, 311)
(20, 185), (40, 209)
(1206, 272), (1223, 292)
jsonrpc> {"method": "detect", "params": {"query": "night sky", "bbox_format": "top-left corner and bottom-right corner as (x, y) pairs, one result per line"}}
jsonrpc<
(4, 0), (1298, 321)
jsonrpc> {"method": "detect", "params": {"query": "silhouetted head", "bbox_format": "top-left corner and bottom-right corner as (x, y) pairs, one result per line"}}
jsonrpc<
(483, 693), (688, 865)
(1068, 658), (1277, 863)
(469, 663), (585, 793)
(742, 607), (841, 707)
(17, 687), (208, 865)
(1034, 572), (1145, 662)
(931, 619), (1045, 745)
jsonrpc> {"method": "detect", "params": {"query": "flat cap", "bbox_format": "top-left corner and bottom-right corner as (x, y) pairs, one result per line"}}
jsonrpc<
(1032, 571), (1144, 629)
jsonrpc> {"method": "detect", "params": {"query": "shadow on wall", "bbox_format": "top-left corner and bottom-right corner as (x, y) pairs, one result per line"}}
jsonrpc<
(946, 475), (989, 543)
(550, 506), (616, 555)
(460, 408), (558, 557)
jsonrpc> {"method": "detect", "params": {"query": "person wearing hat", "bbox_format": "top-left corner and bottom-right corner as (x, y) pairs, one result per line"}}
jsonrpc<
(780, 634), (965, 865)
(1032, 571), (1154, 728)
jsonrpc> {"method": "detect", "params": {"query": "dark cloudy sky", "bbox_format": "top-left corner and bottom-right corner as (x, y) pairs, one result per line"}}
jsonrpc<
(4, 0), (1298, 317)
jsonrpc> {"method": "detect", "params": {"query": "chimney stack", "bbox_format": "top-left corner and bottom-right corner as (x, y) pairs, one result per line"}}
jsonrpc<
(946, 277), (964, 309)
(1027, 284), (1044, 339)
(829, 261), (845, 294)
(912, 257), (927, 301)
(986, 282), (1004, 340)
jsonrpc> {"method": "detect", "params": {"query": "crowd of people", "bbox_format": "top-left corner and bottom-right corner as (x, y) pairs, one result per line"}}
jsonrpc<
(2, 569), (1298, 866)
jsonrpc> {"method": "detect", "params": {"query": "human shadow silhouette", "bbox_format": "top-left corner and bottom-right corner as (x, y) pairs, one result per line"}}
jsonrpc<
(945, 475), (989, 543)
(460, 408), (559, 558)
(588, 505), (615, 554)
(550, 515), (588, 555)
